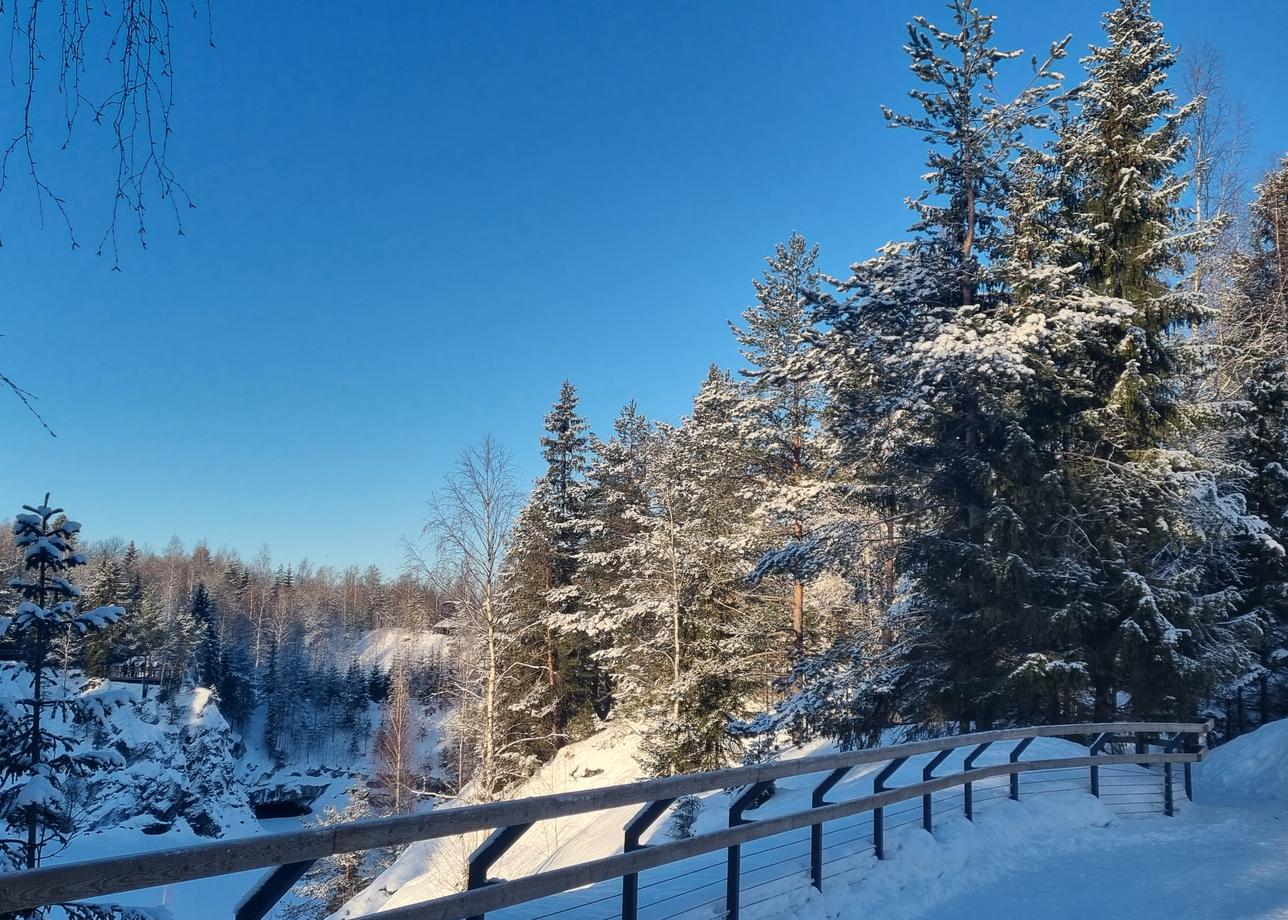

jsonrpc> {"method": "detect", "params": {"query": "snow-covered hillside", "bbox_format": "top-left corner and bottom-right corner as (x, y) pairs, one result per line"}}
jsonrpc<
(339, 722), (649, 917)
(0, 667), (254, 840)
(323, 627), (449, 674)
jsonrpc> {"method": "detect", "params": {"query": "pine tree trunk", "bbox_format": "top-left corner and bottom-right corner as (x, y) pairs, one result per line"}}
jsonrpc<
(667, 506), (683, 723)
(882, 520), (896, 649)
(1093, 675), (1114, 722)
(790, 430), (806, 659)
(26, 560), (48, 869)
(792, 580), (805, 658)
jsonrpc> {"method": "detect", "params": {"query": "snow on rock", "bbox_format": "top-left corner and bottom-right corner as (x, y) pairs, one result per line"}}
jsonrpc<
(0, 668), (254, 839)
(81, 683), (253, 837)
(1201, 718), (1288, 801)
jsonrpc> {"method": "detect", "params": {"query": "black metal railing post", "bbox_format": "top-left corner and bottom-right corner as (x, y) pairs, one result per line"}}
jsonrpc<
(1184, 726), (1203, 801)
(873, 756), (908, 860)
(1009, 737), (1034, 801)
(810, 767), (852, 891)
(963, 742), (991, 821)
(621, 798), (676, 920)
(1161, 732), (1184, 817)
(726, 781), (773, 920)
(1136, 730), (1148, 769)
(922, 749), (952, 833)
(1089, 732), (1111, 797)
(466, 822), (533, 920)
(235, 861), (319, 920)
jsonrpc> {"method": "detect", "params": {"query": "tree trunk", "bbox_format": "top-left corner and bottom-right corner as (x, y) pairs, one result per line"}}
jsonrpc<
(790, 430), (806, 659)
(482, 595), (498, 802)
(1092, 673), (1115, 722)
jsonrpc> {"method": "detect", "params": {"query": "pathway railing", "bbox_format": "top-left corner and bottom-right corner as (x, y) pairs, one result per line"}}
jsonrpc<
(0, 721), (1210, 920)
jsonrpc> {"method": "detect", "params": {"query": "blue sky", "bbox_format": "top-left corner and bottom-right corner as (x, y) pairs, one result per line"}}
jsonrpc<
(1, 0), (1284, 573)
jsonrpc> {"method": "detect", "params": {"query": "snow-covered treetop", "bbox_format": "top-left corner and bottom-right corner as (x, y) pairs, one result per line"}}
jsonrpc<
(5, 494), (129, 640)
(882, 0), (1069, 302)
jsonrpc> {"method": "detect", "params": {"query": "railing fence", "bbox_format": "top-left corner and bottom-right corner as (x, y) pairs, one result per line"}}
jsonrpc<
(0, 721), (1210, 920)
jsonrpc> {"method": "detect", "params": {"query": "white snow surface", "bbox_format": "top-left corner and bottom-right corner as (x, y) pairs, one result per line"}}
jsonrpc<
(340, 721), (1288, 920)
(1200, 717), (1288, 800)
(323, 627), (449, 673)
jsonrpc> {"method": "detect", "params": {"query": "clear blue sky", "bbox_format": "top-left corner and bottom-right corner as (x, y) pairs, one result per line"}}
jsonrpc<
(1, 0), (1284, 573)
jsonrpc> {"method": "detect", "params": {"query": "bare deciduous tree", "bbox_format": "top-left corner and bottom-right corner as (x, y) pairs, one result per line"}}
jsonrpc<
(406, 434), (527, 802)
(2, 0), (213, 264)
(374, 663), (415, 814)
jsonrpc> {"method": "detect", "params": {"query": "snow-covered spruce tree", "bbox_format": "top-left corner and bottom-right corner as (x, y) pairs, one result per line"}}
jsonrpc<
(79, 553), (132, 678)
(0, 496), (125, 872)
(574, 402), (653, 714)
(502, 382), (604, 752)
(730, 233), (829, 662)
(1052, 0), (1261, 720)
(190, 582), (221, 689)
(1224, 157), (1288, 721)
(604, 369), (762, 774)
(758, 0), (1080, 740)
(340, 656), (373, 756)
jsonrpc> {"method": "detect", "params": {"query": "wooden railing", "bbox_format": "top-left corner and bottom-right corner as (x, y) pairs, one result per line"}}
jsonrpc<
(0, 721), (1211, 920)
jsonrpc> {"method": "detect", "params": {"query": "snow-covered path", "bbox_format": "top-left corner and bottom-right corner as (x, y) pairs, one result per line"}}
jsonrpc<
(903, 798), (1288, 920)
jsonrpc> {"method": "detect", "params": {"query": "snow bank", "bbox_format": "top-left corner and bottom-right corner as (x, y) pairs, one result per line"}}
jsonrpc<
(1202, 718), (1288, 801)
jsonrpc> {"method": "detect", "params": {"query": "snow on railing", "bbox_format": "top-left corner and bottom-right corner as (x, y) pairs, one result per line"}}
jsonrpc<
(0, 721), (1210, 920)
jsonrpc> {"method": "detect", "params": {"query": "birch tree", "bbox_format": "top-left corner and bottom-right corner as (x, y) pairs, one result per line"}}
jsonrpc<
(409, 435), (526, 801)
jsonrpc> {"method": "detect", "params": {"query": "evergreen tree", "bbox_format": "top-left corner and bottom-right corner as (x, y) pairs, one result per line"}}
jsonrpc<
(79, 553), (133, 677)
(262, 637), (286, 762)
(367, 663), (391, 703)
(772, 0), (1078, 735)
(537, 381), (600, 729)
(190, 581), (221, 688)
(576, 401), (654, 715)
(216, 643), (256, 730)
(1052, 0), (1259, 719)
(341, 657), (373, 755)
(0, 496), (126, 872)
(1225, 157), (1288, 721)
(598, 370), (761, 773)
(731, 233), (827, 660)
(504, 382), (602, 746)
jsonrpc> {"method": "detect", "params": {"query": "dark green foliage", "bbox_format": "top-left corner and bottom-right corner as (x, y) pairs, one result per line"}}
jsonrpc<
(0, 496), (127, 882)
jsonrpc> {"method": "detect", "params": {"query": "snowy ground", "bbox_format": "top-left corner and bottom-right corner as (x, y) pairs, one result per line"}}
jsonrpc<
(904, 799), (1288, 920)
(864, 726), (1288, 920)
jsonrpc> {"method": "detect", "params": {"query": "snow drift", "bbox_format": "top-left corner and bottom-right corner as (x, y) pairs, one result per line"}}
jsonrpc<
(1200, 718), (1288, 801)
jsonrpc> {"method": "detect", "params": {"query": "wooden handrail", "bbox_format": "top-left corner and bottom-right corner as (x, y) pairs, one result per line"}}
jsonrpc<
(379, 752), (1203, 920)
(0, 721), (1210, 915)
